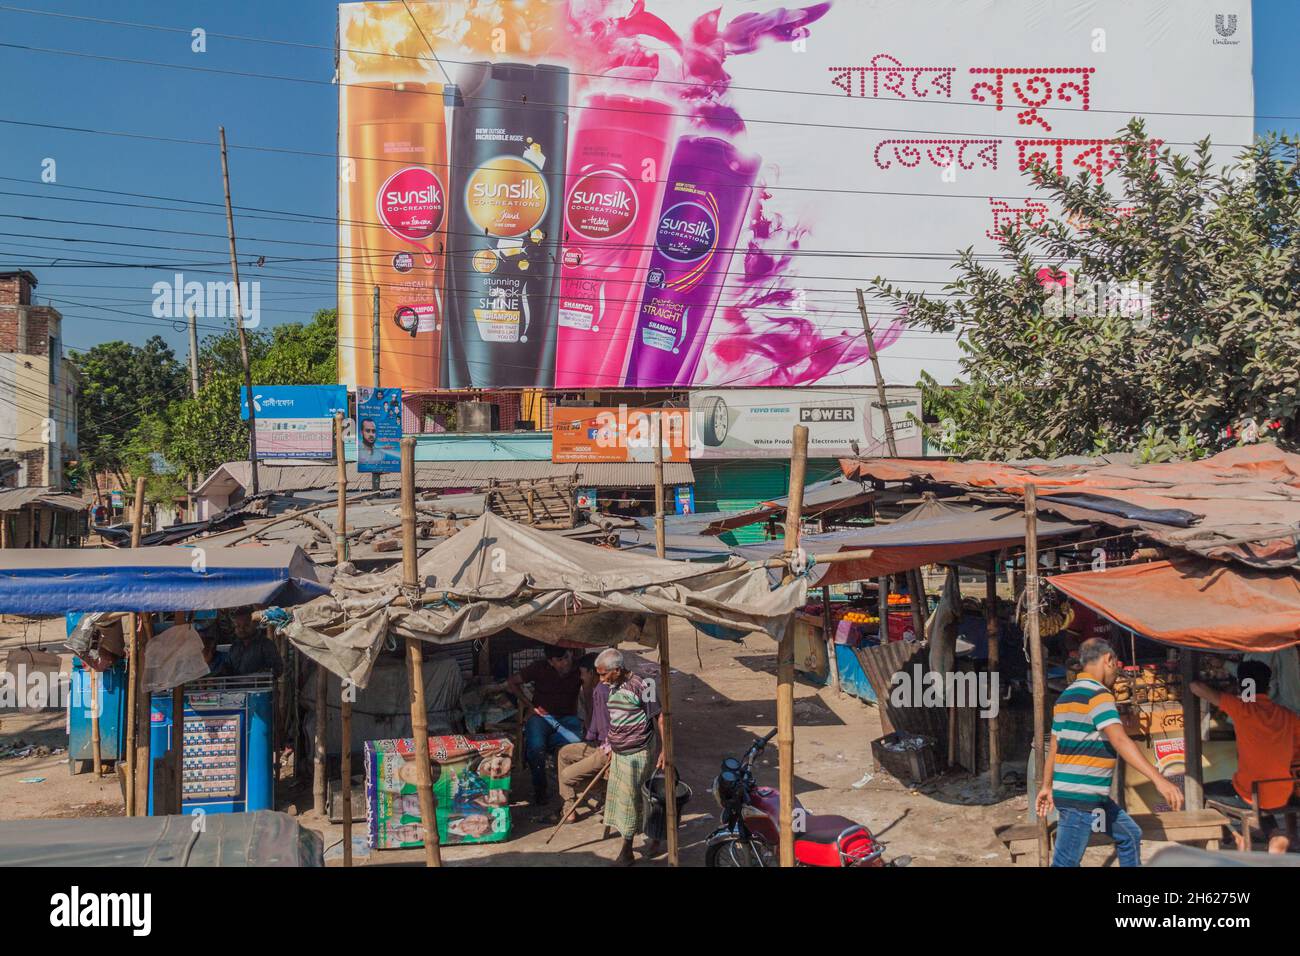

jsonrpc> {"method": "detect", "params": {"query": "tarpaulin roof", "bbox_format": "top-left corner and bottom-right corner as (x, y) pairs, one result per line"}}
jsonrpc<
(736, 498), (1088, 587)
(696, 477), (874, 533)
(285, 512), (806, 687)
(1047, 557), (1300, 653)
(0, 810), (322, 867)
(0, 545), (328, 615)
(840, 445), (1300, 570)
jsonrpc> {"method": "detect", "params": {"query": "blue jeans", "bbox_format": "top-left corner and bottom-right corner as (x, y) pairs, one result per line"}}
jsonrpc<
(524, 714), (584, 791)
(1053, 800), (1142, 867)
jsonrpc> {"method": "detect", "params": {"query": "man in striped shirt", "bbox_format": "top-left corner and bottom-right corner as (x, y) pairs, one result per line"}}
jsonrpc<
(1037, 638), (1183, 866)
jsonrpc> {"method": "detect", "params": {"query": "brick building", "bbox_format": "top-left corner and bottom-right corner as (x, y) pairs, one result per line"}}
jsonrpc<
(0, 269), (79, 490)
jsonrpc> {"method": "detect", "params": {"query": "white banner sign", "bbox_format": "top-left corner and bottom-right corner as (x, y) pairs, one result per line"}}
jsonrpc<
(690, 388), (922, 459)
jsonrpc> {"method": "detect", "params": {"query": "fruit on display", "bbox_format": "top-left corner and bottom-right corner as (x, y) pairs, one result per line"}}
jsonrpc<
(842, 611), (881, 625)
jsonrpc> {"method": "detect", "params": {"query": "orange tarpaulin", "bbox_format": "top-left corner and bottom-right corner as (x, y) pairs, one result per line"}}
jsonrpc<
(1047, 557), (1300, 653)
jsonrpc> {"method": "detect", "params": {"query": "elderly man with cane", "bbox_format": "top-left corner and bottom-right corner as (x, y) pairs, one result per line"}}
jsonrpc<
(595, 648), (665, 866)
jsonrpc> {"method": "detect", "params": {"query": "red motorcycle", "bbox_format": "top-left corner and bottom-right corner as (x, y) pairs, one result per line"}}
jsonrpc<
(705, 729), (909, 868)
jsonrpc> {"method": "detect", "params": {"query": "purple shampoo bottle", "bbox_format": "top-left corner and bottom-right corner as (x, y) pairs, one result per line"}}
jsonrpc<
(624, 136), (760, 386)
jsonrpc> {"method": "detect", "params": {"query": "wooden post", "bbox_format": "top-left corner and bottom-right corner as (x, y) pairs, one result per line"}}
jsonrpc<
(90, 668), (103, 777)
(402, 436), (442, 867)
(133, 615), (154, 815)
(777, 425), (809, 868)
(653, 412), (679, 866)
(822, 586), (841, 695)
(123, 477), (146, 815)
(908, 568), (927, 642)
(335, 413), (353, 866)
(172, 680), (185, 814)
(313, 671), (328, 817)
(1181, 649), (1203, 810)
(877, 576), (891, 643)
(985, 561), (1002, 793)
(218, 125), (259, 493)
(1024, 484), (1050, 866)
(856, 288), (899, 458)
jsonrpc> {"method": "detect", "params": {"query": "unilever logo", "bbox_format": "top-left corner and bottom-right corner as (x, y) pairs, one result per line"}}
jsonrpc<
(1213, 13), (1240, 45)
(655, 201), (717, 263)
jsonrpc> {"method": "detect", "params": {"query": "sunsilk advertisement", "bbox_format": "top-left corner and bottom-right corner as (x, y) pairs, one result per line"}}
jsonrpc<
(337, 0), (1253, 390)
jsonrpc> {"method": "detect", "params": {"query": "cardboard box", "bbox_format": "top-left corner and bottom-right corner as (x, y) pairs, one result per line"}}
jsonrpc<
(366, 735), (513, 849)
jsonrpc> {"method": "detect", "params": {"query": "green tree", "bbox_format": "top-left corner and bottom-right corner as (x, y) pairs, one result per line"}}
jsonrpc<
(73, 336), (187, 489)
(873, 122), (1300, 461)
(159, 309), (338, 480)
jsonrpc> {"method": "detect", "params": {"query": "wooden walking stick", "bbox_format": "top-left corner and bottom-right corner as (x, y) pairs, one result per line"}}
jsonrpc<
(544, 758), (611, 845)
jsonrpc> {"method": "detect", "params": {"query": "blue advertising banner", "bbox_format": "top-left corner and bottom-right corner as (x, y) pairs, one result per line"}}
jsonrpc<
(239, 386), (348, 459)
(357, 387), (402, 473)
(240, 385), (348, 420)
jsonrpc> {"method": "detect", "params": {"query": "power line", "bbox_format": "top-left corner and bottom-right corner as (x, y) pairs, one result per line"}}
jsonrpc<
(0, 4), (1280, 124)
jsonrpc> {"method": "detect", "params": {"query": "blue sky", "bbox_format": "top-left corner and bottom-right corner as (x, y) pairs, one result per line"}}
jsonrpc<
(0, 0), (1295, 358)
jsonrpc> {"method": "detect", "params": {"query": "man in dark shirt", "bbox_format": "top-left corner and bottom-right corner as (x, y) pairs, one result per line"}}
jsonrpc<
(507, 644), (582, 804)
(220, 608), (283, 679)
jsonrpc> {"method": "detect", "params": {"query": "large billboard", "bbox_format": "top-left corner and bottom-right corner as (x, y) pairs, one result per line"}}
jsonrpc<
(690, 387), (922, 459)
(337, 0), (1253, 391)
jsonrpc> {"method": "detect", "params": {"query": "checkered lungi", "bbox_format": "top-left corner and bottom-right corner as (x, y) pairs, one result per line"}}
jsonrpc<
(603, 746), (650, 839)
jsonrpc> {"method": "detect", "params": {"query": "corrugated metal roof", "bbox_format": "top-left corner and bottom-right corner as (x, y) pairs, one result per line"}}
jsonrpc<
(575, 462), (694, 487)
(198, 459), (694, 495)
(0, 487), (86, 511)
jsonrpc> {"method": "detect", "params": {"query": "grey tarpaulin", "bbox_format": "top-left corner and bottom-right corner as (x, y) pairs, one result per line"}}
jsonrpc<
(284, 513), (808, 688)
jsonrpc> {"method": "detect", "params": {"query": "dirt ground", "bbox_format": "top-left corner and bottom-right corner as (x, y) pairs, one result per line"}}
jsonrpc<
(0, 615), (1171, 867)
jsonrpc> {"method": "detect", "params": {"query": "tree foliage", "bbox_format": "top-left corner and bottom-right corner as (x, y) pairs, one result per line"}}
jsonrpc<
(75, 310), (338, 500)
(874, 122), (1300, 461)
(72, 336), (186, 488)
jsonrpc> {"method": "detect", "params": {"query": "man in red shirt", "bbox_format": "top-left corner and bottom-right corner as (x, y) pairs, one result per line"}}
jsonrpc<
(507, 645), (583, 805)
(1192, 660), (1300, 853)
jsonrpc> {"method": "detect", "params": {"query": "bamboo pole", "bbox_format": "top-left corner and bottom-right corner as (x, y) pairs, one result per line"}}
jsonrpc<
(1181, 650), (1203, 810)
(652, 412), (679, 866)
(133, 615), (154, 815)
(822, 586), (841, 696)
(985, 562), (1002, 793)
(402, 437), (442, 867)
(335, 413), (353, 866)
(123, 476), (146, 815)
(90, 668), (102, 777)
(313, 671), (328, 817)
(877, 576), (891, 643)
(777, 425), (809, 868)
(1024, 484), (1050, 866)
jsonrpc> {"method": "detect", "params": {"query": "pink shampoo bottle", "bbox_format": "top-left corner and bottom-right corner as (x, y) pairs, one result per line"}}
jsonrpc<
(554, 95), (675, 387)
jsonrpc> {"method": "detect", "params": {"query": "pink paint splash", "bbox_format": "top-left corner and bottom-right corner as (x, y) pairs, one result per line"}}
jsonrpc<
(565, 2), (899, 386)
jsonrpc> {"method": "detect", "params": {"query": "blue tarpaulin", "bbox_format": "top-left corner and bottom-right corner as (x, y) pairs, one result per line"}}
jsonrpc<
(0, 545), (328, 615)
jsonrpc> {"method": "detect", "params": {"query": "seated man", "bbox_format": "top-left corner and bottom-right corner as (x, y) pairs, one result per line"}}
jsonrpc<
(557, 653), (610, 822)
(1192, 660), (1300, 854)
(219, 607), (283, 679)
(507, 645), (583, 805)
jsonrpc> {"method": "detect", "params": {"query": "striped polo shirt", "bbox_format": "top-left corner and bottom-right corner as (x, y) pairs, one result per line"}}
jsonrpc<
(1051, 677), (1121, 809)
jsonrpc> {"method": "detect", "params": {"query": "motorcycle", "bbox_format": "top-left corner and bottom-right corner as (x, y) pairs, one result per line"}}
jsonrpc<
(705, 729), (909, 868)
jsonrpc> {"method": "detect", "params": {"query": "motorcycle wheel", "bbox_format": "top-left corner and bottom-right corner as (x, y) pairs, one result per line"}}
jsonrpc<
(705, 836), (772, 868)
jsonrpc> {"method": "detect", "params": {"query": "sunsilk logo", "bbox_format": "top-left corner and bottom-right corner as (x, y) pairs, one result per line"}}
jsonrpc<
(472, 179), (544, 201)
(655, 200), (717, 263)
(573, 188), (632, 211)
(376, 167), (445, 241)
(385, 184), (442, 206)
(566, 171), (638, 241)
(659, 215), (712, 239)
